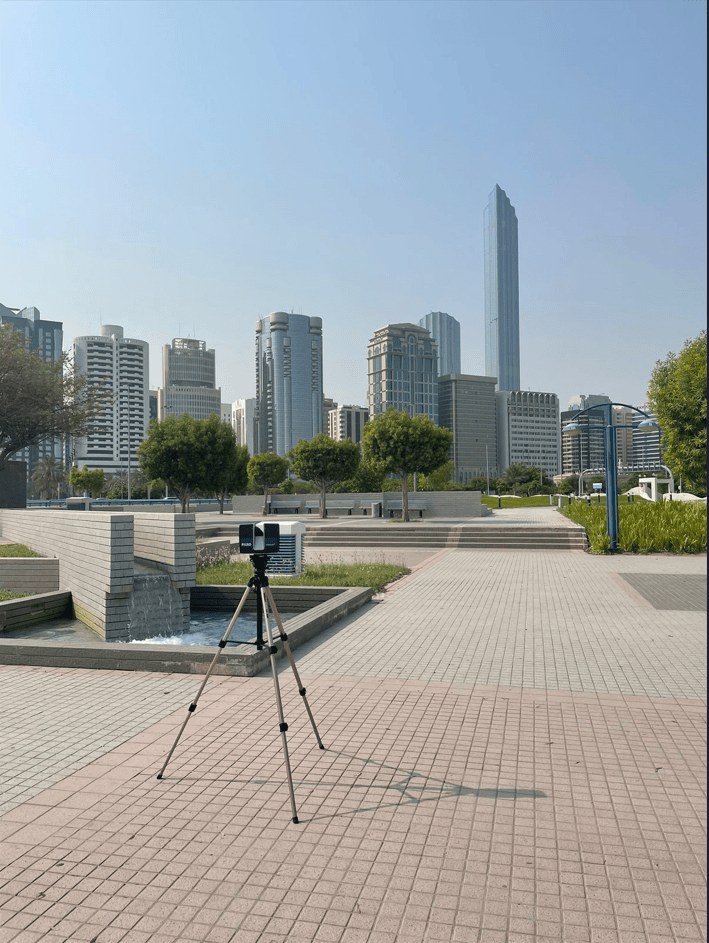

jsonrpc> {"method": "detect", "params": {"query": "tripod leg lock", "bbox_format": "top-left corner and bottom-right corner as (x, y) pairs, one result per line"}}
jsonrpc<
(218, 640), (227, 649)
(269, 644), (278, 655)
(299, 687), (306, 696)
(279, 722), (288, 732)
(188, 704), (197, 713)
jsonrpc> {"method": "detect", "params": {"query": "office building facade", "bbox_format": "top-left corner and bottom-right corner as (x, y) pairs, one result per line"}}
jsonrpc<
(496, 390), (561, 478)
(367, 323), (438, 422)
(484, 185), (520, 391)
(438, 374), (498, 483)
(0, 305), (65, 488)
(232, 398), (257, 455)
(328, 405), (369, 443)
(254, 312), (323, 456)
(73, 325), (149, 475)
(418, 311), (461, 378)
(158, 338), (221, 421)
(561, 395), (613, 475)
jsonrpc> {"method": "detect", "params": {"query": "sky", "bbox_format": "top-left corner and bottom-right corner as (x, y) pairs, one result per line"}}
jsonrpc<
(1, 0), (706, 413)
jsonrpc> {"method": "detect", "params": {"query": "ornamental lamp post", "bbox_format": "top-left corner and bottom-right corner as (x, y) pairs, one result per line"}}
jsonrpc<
(563, 403), (659, 553)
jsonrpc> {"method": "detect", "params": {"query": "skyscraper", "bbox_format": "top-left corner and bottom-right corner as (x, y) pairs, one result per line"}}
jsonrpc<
(73, 325), (149, 475)
(158, 338), (221, 421)
(254, 312), (323, 456)
(438, 374), (498, 483)
(418, 311), (461, 377)
(367, 323), (438, 422)
(484, 185), (520, 391)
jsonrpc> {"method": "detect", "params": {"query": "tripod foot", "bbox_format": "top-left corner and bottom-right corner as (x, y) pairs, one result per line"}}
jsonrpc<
(156, 774), (163, 780)
(319, 744), (325, 750)
(292, 816), (299, 824)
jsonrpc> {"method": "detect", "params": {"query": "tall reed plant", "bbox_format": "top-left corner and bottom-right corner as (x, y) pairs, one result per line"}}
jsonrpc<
(560, 501), (707, 554)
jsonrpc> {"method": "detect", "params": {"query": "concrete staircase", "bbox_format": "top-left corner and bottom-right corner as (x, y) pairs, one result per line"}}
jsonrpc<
(303, 524), (588, 552)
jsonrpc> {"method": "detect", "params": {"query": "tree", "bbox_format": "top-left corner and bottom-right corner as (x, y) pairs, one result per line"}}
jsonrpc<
(465, 475), (491, 493)
(362, 410), (453, 521)
(198, 415), (249, 514)
(498, 463), (553, 495)
(333, 455), (389, 494)
(30, 456), (66, 499)
(557, 475), (579, 496)
(647, 330), (707, 495)
(417, 460), (456, 492)
(68, 466), (105, 498)
(137, 414), (211, 512)
(0, 324), (107, 472)
(247, 453), (289, 513)
(288, 435), (360, 518)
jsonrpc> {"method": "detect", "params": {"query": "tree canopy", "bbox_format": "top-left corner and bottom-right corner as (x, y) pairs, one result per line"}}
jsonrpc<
(0, 325), (107, 472)
(647, 330), (707, 495)
(137, 414), (210, 512)
(68, 466), (105, 498)
(247, 452), (290, 513)
(288, 434), (361, 517)
(199, 415), (249, 514)
(361, 410), (453, 521)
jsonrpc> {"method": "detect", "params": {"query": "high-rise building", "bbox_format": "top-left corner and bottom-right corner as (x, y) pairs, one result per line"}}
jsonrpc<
(484, 185), (520, 391)
(73, 325), (149, 475)
(158, 338), (221, 421)
(254, 312), (323, 456)
(0, 305), (65, 488)
(232, 398), (257, 455)
(367, 323), (438, 422)
(438, 374), (498, 483)
(418, 311), (461, 378)
(630, 405), (662, 468)
(322, 397), (338, 437)
(496, 390), (561, 478)
(561, 395), (613, 475)
(328, 405), (369, 443)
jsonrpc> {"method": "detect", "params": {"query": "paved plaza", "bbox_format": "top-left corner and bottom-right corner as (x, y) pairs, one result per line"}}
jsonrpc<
(0, 515), (705, 943)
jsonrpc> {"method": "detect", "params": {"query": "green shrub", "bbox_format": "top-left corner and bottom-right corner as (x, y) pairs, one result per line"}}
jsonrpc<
(0, 590), (34, 601)
(0, 544), (38, 557)
(559, 501), (707, 554)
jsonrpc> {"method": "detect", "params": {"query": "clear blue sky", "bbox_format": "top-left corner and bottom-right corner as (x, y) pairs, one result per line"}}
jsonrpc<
(1, 0), (705, 412)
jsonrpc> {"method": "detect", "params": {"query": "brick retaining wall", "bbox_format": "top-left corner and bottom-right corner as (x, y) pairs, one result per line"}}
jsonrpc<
(0, 558), (59, 594)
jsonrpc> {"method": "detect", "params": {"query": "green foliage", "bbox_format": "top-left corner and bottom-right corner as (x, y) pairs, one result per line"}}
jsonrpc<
(247, 452), (289, 512)
(465, 475), (491, 493)
(69, 466), (105, 497)
(499, 463), (554, 495)
(333, 457), (389, 494)
(288, 435), (360, 516)
(138, 414), (211, 512)
(556, 476), (578, 495)
(196, 560), (409, 594)
(0, 544), (38, 557)
(0, 324), (108, 472)
(198, 415), (249, 514)
(560, 501), (707, 553)
(30, 456), (66, 499)
(647, 330), (707, 495)
(0, 590), (34, 601)
(362, 410), (453, 520)
(417, 460), (455, 491)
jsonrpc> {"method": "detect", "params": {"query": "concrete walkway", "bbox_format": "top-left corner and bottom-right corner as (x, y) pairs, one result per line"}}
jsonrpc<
(0, 540), (705, 942)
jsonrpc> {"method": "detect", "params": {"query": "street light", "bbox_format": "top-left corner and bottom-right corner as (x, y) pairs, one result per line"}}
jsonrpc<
(563, 402), (660, 552)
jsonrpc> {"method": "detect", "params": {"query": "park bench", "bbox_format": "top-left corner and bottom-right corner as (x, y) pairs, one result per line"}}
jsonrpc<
(386, 500), (426, 519)
(307, 501), (355, 515)
(268, 500), (302, 514)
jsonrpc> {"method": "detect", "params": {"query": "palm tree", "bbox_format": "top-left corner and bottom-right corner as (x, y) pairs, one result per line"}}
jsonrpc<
(30, 456), (67, 499)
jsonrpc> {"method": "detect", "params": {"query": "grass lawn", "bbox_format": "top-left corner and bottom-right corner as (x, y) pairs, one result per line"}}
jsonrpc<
(197, 560), (409, 594)
(0, 544), (38, 557)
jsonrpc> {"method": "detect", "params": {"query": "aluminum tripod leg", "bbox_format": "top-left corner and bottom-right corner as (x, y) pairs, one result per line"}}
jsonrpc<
(156, 584), (254, 780)
(263, 584), (325, 750)
(260, 588), (300, 823)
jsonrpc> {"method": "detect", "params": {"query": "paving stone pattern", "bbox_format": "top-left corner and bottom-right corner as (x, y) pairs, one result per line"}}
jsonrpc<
(0, 539), (705, 943)
(617, 575), (707, 612)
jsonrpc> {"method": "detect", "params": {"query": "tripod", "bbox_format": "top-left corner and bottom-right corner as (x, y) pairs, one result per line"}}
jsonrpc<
(156, 552), (325, 823)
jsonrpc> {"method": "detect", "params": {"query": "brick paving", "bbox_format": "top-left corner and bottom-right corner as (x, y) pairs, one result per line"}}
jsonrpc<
(0, 537), (705, 943)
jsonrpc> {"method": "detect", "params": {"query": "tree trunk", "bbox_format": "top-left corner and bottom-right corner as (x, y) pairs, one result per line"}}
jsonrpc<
(402, 473), (410, 522)
(320, 484), (327, 518)
(262, 486), (269, 515)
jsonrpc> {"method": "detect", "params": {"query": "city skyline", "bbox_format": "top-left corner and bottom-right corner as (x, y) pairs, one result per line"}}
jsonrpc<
(1, 1), (705, 413)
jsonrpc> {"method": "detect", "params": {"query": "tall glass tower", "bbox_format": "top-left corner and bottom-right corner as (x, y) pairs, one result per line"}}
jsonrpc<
(255, 312), (323, 456)
(484, 185), (520, 391)
(418, 311), (460, 377)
